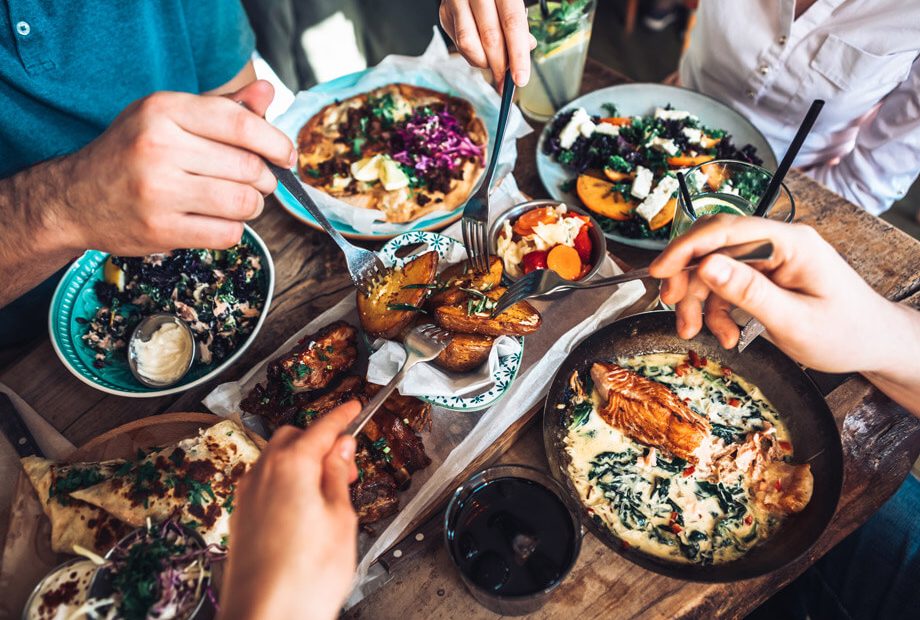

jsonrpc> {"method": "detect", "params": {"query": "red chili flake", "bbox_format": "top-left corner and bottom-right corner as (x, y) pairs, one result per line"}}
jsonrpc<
(721, 366), (733, 379)
(728, 398), (741, 407)
(688, 350), (706, 368)
(587, 507), (595, 514)
(670, 511), (679, 523)
(778, 440), (792, 451)
(675, 363), (690, 377)
(744, 515), (753, 525)
(620, 540), (631, 550)
(671, 523), (683, 534)
(774, 480), (783, 492)
(682, 465), (695, 477)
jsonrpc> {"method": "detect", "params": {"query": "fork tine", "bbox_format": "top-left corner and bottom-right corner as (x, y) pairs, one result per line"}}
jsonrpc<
(490, 290), (519, 318)
(479, 220), (490, 272)
(461, 219), (473, 265)
(490, 276), (533, 317)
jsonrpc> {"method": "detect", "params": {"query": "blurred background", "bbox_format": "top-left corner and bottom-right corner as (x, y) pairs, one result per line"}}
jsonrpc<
(242, 0), (920, 239)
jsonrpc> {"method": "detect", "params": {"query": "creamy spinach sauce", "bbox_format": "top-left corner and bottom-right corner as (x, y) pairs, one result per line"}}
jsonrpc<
(563, 353), (790, 565)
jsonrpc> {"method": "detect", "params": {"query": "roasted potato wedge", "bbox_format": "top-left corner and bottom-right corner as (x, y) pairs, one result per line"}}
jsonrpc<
(427, 256), (503, 308)
(434, 332), (495, 373)
(434, 287), (541, 337)
(357, 251), (438, 339)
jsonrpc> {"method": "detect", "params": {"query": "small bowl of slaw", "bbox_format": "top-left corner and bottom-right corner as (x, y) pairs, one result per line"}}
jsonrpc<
(490, 199), (606, 295)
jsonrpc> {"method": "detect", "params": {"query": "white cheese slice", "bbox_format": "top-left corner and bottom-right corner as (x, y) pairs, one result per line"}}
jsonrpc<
(594, 122), (621, 137)
(655, 107), (694, 121)
(636, 176), (679, 222)
(559, 107), (592, 149)
(331, 175), (354, 190)
(579, 119), (597, 138)
(630, 166), (654, 199)
(380, 157), (409, 191)
(350, 155), (383, 182)
(682, 127), (703, 144)
(649, 137), (679, 156)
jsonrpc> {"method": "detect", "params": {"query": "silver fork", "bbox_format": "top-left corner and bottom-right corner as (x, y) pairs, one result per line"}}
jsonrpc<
(491, 240), (775, 317)
(343, 323), (450, 437)
(462, 71), (516, 273)
(267, 161), (387, 296)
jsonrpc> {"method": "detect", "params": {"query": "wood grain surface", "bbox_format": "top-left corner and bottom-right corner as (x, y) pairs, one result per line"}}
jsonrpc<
(1, 58), (919, 619)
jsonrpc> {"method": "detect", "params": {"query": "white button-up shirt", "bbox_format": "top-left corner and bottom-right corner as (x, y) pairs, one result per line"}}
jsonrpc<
(680, 0), (920, 215)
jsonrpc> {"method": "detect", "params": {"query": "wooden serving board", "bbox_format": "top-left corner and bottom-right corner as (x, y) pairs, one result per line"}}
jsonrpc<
(0, 412), (257, 618)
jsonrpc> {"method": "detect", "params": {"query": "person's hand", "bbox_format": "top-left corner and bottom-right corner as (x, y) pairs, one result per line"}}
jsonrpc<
(220, 402), (361, 620)
(61, 80), (294, 254)
(648, 215), (903, 375)
(439, 0), (536, 87)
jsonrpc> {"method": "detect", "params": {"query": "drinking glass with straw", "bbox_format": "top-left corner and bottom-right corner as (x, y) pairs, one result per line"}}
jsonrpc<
(518, 0), (596, 122)
(671, 100), (824, 239)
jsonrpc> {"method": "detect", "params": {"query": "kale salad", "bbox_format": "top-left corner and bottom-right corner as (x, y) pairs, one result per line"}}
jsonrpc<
(543, 103), (763, 240)
(80, 244), (266, 372)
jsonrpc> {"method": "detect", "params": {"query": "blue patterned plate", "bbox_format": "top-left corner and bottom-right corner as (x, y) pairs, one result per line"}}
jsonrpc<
(377, 232), (523, 412)
(48, 226), (275, 398)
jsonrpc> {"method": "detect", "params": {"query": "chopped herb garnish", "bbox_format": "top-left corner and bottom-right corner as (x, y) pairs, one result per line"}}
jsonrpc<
(387, 303), (428, 313)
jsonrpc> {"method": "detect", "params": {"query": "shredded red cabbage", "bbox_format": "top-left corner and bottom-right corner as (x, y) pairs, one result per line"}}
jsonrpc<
(390, 109), (483, 174)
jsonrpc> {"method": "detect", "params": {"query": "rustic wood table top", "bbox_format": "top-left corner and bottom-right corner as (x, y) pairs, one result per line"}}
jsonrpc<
(2, 59), (920, 619)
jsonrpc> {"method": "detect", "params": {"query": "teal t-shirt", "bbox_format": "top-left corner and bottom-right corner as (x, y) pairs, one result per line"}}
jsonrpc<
(0, 0), (255, 345)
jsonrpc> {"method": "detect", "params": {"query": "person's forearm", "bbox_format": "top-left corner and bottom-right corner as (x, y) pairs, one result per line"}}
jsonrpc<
(0, 158), (82, 308)
(863, 302), (920, 417)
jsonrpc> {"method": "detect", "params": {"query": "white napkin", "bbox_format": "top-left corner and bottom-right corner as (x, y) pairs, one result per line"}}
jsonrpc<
(271, 28), (532, 235)
(366, 336), (521, 398)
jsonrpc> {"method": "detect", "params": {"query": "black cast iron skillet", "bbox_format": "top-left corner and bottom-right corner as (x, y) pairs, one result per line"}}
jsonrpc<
(543, 310), (843, 582)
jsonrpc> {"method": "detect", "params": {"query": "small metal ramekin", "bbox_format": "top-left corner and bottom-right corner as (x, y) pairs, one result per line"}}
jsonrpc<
(489, 199), (606, 298)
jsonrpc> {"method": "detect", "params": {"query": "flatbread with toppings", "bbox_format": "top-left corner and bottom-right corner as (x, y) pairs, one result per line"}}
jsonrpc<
(21, 457), (133, 555)
(297, 83), (487, 223)
(70, 420), (260, 547)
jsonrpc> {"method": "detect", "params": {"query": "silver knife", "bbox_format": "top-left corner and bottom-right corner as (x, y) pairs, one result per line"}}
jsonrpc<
(737, 317), (767, 353)
(0, 392), (44, 458)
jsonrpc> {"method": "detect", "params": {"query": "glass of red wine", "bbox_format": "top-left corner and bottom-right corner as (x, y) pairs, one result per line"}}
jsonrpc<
(444, 464), (582, 616)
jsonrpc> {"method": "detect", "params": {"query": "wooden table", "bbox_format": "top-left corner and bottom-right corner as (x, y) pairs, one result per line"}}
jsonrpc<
(3, 59), (920, 618)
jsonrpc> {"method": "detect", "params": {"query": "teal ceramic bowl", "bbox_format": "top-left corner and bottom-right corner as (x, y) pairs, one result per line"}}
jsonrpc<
(49, 226), (275, 398)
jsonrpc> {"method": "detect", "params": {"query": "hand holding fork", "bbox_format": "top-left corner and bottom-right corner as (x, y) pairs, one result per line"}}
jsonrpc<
(462, 71), (516, 273)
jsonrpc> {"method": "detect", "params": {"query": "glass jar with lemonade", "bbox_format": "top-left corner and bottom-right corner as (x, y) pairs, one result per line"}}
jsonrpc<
(519, 1), (596, 122)
(670, 160), (795, 239)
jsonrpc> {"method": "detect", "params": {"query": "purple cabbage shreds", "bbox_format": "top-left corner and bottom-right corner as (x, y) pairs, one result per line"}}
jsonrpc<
(390, 109), (483, 174)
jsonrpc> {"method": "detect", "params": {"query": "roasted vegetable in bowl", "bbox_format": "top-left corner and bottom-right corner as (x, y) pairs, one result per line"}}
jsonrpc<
(495, 202), (599, 281)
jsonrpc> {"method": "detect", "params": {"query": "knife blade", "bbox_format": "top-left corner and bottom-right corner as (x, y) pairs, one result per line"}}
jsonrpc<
(0, 392), (44, 458)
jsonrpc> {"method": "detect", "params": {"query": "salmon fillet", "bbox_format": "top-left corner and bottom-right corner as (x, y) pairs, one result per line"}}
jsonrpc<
(590, 362), (711, 463)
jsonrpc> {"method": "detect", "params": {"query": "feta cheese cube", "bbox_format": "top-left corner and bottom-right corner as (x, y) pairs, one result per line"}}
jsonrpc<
(594, 122), (621, 137)
(579, 119), (597, 138)
(690, 169), (710, 191)
(649, 137), (679, 156)
(682, 127), (703, 144)
(559, 107), (592, 149)
(630, 166), (654, 199)
(636, 176), (679, 222)
(655, 107), (694, 121)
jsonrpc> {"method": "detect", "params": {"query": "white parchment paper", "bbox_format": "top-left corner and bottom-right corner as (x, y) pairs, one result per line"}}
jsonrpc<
(272, 28), (532, 235)
(203, 176), (649, 608)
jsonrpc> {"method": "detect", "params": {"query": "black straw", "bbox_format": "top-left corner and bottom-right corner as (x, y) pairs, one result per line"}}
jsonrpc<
(753, 99), (824, 217)
(676, 172), (696, 219)
(539, 0), (549, 18)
